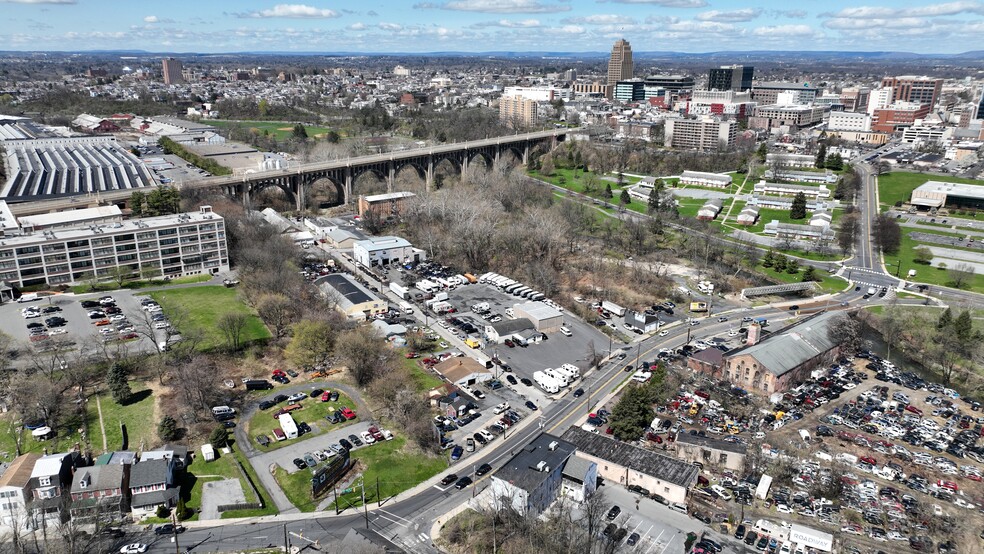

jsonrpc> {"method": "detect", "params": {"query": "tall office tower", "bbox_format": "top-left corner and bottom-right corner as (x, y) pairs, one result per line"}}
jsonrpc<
(162, 58), (184, 85)
(880, 76), (943, 108)
(707, 65), (754, 92)
(607, 39), (633, 86)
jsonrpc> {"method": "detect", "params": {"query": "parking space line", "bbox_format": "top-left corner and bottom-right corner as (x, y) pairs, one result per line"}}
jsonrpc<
(659, 534), (674, 554)
(645, 529), (664, 554)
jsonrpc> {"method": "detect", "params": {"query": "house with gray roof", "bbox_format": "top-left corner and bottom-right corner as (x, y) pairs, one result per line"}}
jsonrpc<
(561, 426), (698, 504)
(485, 318), (536, 344)
(724, 311), (841, 394)
(129, 458), (179, 518)
(69, 463), (128, 521)
(488, 433), (584, 516)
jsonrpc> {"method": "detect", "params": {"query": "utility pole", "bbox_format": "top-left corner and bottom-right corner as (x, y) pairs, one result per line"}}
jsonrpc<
(361, 478), (369, 529)
(333, 485), (339, 515)
(284, 523), (290, 553)
(171, 511), (181, 554)
(376, 476), (381, 507)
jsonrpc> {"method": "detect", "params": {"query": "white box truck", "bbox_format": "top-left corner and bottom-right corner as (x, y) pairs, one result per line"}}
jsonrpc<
(279, 413), (298, 439)
(544, 368), (569, 387)
(601, 300), (626, 317)
(389, 282), (409, 299)
(399, 301), (414, 314)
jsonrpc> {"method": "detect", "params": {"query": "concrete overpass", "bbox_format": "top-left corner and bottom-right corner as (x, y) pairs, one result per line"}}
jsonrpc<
(6, 129), (570, 216)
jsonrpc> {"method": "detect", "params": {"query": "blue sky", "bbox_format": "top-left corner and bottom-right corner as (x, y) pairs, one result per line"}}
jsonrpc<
(1, 0), (983, 53)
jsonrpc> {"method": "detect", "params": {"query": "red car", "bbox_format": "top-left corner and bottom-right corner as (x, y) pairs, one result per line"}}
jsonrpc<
(320, 391), (332, 402)
(905, 405), (923, 415)
(937, 480), (958, 491)
(966, 474), (982, 482)
(860, 456), (878, 466)
(272, 369), (287, 377)
(368, 426), (384, 441)
(340, 407), (356, 420)
(119, 332), (139, 340)
(94, 319), (111, 326)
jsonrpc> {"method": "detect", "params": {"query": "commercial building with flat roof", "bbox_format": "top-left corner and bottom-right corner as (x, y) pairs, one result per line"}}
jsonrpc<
(910, 180), (984, 210)
(664, 117), (736, 151)
(708, 65), (753, 92)
(0, 206), (228, 289)
(499, 96), (539, 128)
(561, 426), (698, 504)
(489, 434), (583, 516)
(679, 171), (732, 188)
(352, 235), (425, 268)
(751, 82), (819, 105)
(880, 76), (942, 108)
(872, 102), (930, 133)
(317, 273), (386, 320)
(749, 105), (824, 131)
(357, 191), (416, 219)
(673, 432), (747, 471)
(513, 301), (563, 333)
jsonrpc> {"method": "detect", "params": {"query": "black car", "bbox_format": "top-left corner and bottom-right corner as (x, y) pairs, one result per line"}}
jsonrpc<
(606, 505), (621, 521)
(259, 400), (277, 410)
(693, 511), (712, 524)
(329, 390), (340, 402)
(573, 388), (584, 398)
(454, 476), (473, 489)
(626, 532), (640, 546)
(292, 458), (307, 470)
(41, 306), (61, 314)
(744, 531), (758, 546)
(612, 528), (627, 543)
(505, 375), (517, 385)
(520, 377), (533, 386)
(734, 524), (746, 539)
(80, 300), (100, 308)
(154, 523), (185, 535)
(298, 422), (311, 435)
(310, 389), (324, 398)
(26, 322), (44, 329)
(525, 400), (538, 411)
(698, 537), (722, 553)
(476, 463), (492, 476)
(440, 474), (458, 486)
(273, 394), (288, 403)
(348, 434), (363, 447)
(223, 421), (236, 429)
(756, 535), (769, 550)
(473, 433), (489, 445)
(603, 523), (617, 538)
(44, 317), (66, 326)
(338, 438), (353, 450)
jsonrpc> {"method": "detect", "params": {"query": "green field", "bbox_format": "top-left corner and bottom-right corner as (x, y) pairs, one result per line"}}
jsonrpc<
(403, 356), (445, 392)
(246, 392), (358, 451)
(878, 172), (984, 211)
(95, 385), (158, 453)
(883, 229), (984, 291)
(69, 274), (212, 294)
(147, 286), (271, 351)
(208, 120), (337, 140)
(758, 264), (847, 294)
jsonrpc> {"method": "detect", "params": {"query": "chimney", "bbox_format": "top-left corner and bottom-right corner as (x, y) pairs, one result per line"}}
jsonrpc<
(746, 323), (761, 346)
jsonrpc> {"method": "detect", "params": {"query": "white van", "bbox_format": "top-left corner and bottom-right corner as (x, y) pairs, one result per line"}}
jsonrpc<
(211, 406), (235, 416)
(668, 503), (688, 514)
(560, 326), (573, 337)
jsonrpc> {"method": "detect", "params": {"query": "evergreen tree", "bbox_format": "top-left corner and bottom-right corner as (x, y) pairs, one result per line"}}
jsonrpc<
(756, 142), (767, 163)
(620, 189), (631, 206)
(647, 181), (662, 214)
(825, 153), (843, 171)
(158, 415), (178, 442)
(107, 362), (131, 405)
(772, 255), (787, 272)
(815, 143), (827, 169)
(954, 310), (974, 344)
(790, 192), (808, 220)
(786, 258), (800, 274)
(291, 123), (308, 139)
(802, 266), (818, 282)
(762, 250), (775, 268)
(209, 426), (229, 449)
(604, 183), (613, 199)
(937, 307), (953, 330)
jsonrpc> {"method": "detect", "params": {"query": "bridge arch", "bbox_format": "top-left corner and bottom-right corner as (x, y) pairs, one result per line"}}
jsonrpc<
(466, 150), (495, 169)
(249, 181), (297, 211)
(305, 175), (345, 209)
(393, 159), (428, 183)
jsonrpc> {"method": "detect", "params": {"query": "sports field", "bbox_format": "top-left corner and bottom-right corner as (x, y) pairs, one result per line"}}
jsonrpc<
(209, 120), (336, 140)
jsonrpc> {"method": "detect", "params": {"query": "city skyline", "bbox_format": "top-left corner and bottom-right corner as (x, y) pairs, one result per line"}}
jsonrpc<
(0, 0), (983, 54)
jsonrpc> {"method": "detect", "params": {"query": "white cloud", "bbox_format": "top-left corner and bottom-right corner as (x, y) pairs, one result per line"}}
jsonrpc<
(378, 22), (403, 30)
(821, 1), (984, 19)
(563, 14), (635, 25)
(606, 0), (707, 7)
(348, 22), (368, 30)
(772, 9), (807, 18)
(143, 15), (159, 23)
(823, 17), (928, 30)
(414, 0), (572, 13)
(696, 9), (762, 22)
(473, 19), (542, 28)
(244, 4), (340, 19)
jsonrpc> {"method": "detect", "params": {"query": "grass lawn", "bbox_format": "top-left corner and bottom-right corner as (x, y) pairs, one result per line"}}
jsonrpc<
(403, 356), (445, 392)
(208, 119), (337, 141)
(758, 264), (847, 294)
(0, 408), (88, 463)
(95, 385), (157, 453)
(173, 451), (258, 522)
(147, 286), (271, 351)
(245, 393), (358, 452)
(276, 437), (447, 512)
(883, 230), (984, 291)
(69, 274), (211, 294)
(877, 172), (984, 211)
(743, 208), (816, 234)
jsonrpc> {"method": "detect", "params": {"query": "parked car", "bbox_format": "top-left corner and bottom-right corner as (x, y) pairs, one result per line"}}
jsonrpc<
(454, 476), (473, 489)
(153, 524), (185, 535)
(606, 505), (621, 520)
(440, 474), (458, 486)
(119, 545), (148, 554)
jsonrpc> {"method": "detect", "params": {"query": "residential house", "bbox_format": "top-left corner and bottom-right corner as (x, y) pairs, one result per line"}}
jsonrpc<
(0, 453), (41, 531)
(488, 434), (584, 516)
(624, 310), (660, 333)
(28, 452), (79, 527)
(129, 459), (179, 518)
(69, 463), (128, 522)
(696, 198), (723, 221)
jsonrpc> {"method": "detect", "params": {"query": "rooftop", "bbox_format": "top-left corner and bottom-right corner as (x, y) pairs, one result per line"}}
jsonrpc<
(561, 426), (699, 488)
(71, 463), (125, 494)
(726, 312), (840, 377)
(130, 458), (169, 488)
(493, 433), (576, 493)
(681, 170), (732, 182)
(434, 357), (491, 383)
(913, 180), (984, 200)
(0, 453), (41, 489)
(31, 453), (69, 478)
(362, 191), (416, 203)
(18, 205), (123, 229)
(489, 318), (535, 336)
(675, 431), (747, 455)
(319, 273), (379, 310)
(753, 82), (819, 91)
(355, 236), (412, 251)
(561, 455), (595, 484)
(515, 301), (562, 321)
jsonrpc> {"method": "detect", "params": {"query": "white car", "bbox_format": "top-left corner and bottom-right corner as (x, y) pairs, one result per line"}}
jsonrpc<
(286, 393), (307, 403)
(658, 330), (669, 337)
(109, 314), (127, 322)
(120, 545), (148, 554)
(49, 328), (68, 335)
(493, 403), (510, 415)
(360, 431), (376, 444)
(154, 321), (170, 329)
(560, 326), (572, 337)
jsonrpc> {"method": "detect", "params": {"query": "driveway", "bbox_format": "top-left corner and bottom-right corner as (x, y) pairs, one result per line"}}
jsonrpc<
(199, 478), (246, 521)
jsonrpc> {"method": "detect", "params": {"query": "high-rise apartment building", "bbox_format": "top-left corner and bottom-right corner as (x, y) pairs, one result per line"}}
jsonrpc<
(708, 65), (753, 92)
(607, 39), (633, 86)
(162, 58), (184, 85)
(880, 76), (942, 108)
(664, 117), (737, 151)
(499, 96), (539, 128)
(839, 88), (871, 113)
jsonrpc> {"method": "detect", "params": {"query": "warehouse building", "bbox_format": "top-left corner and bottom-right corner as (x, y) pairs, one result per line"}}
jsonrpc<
(0, 206), (228, 289)
(513, 301), (563, 333)
(317, 273), (386, 320)
(433, 357), (493, 388)
(673, 432), (746, 472)
(909, 180), (984, 211)
(561, 426), (698, 504)
(357, 191), (416, 219)
(352, 236), (426, 268)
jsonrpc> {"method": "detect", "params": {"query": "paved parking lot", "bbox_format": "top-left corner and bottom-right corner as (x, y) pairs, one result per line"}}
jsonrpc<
(252, 420), (374, 475)
(2, 291), (160, 363)
(199, 478), (247, 521)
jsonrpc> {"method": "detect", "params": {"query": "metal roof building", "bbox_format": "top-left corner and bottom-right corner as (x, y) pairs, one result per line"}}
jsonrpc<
(318, 273), (387, 320)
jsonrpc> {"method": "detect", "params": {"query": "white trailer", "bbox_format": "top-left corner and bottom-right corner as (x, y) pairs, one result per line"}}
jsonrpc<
(755, 474), (773, 500)
(399, 301), (414, 314)
(544, 368), (569, 387)
(390, 282), (409, 299)
(601, 300), (626, 317)
(554, 364), (579, 381)
(416, 280), (438, 293)
(560, 363), (581, 379)
(533, 371), (560, 393)
(430, 301), (453, 314)
(279, 413), (298, 439)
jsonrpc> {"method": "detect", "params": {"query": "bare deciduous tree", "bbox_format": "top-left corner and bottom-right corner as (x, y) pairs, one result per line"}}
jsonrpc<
(217, 312), (249, 351)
